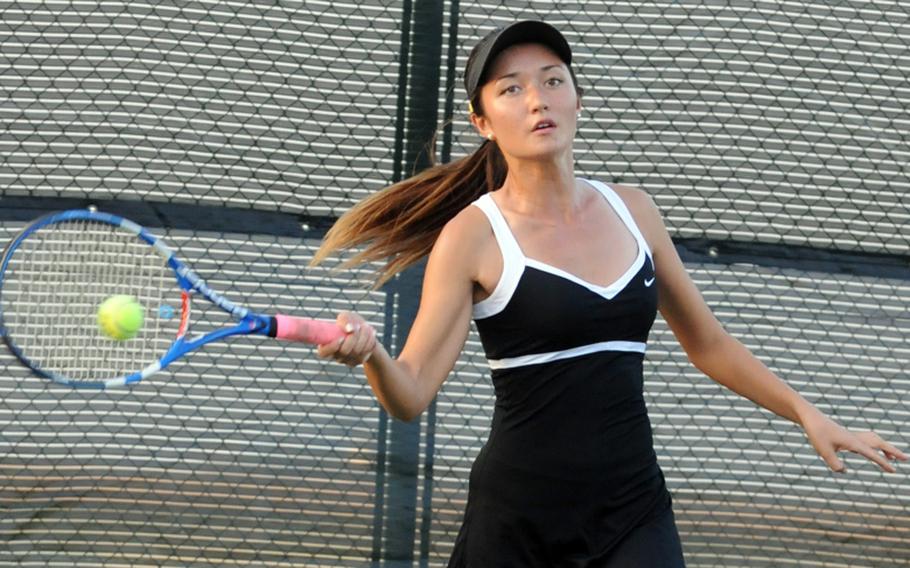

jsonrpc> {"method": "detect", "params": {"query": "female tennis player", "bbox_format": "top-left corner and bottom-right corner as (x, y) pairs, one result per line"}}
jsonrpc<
(312, 20), (907, 567)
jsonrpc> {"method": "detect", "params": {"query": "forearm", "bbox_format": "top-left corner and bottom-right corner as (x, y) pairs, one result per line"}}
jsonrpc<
(691, 332), (821, 426)
(362, 343), (431, 422)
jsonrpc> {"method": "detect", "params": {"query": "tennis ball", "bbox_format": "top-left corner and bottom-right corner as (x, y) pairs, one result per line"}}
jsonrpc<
(97, 295), (144, 341)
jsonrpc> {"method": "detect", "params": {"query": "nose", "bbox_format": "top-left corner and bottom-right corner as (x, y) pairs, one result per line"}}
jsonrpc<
(526, 84), (549, 113)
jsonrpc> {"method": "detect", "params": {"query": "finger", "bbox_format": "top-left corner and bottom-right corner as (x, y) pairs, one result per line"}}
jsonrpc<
(363, 326), (378, 362)
(815, 445), (847, 473)
(317, 339), (340, 359)
(817, 447), (847, 473)
(340, 327), (378, 367)
(337, 311), (366, 332)
(336, 311), (352, 328)
(854, 431), (909, 462)
(848, 442), (897, 474)
(336, 341), (362, 367)
(354, 324), (379, 365)
(351, 328), (376, 365)
(876, 441), (908, 462)
(351, 325), (372, 363)
(334, 331), (355, 359)
(337, 339), (363, 366)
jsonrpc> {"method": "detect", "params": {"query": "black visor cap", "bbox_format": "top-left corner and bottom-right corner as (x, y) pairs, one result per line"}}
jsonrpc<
(463, 20), (572, 101)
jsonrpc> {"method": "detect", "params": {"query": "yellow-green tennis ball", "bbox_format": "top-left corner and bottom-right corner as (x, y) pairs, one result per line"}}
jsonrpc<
(97, 295), (144, 341)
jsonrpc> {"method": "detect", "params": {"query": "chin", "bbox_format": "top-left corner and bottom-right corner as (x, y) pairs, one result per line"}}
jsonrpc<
(515, 141), (573, 162)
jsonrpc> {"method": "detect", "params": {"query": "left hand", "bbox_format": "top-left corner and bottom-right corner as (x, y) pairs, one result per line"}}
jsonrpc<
(801, 409), (908, 474)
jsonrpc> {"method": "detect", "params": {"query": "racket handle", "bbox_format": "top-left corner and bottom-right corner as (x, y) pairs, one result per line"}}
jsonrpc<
(271, 315), (346, 345)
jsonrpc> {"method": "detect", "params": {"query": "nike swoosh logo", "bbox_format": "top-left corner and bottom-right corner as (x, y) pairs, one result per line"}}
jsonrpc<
(644, 277), (655, 287)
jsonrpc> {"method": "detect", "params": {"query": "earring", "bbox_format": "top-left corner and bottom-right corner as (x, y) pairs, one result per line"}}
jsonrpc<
(487, 134), (494, 141)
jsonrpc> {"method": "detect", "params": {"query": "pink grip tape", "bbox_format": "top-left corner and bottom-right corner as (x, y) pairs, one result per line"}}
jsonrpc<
(274, 315), (346, 345)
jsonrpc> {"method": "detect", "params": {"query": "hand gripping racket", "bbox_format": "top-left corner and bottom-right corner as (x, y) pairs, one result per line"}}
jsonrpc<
(0, 209), (346, 389)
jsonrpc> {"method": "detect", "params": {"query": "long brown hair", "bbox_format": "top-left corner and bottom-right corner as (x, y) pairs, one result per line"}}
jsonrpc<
(310, 135), (507, 288)
(311, 63), (582, 288)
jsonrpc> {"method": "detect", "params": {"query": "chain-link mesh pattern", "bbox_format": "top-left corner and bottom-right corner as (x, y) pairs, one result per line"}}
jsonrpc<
(1, 1), (908, 566)
(1, 1), (401, 213)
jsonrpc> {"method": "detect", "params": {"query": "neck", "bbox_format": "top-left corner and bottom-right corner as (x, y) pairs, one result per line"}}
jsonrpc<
(498, 151), (581, 221)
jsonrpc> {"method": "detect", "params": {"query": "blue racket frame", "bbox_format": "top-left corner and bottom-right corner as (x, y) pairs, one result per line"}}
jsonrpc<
(0, 209), (276, 389)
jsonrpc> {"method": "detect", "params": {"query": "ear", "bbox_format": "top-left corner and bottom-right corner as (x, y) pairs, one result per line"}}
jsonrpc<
(470, 112), (493, 140)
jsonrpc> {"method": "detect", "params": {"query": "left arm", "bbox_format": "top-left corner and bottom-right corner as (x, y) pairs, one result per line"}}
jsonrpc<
(617, 185), (907, 474)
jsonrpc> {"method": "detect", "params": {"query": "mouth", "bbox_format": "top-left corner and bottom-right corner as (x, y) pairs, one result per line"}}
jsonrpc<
(532, 119), (556, 132)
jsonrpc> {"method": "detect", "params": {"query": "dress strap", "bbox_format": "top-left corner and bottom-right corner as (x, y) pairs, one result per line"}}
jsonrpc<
(584, 179), (653, 257)
(470, 194), (526, 319)
(471, 194), (525, 259)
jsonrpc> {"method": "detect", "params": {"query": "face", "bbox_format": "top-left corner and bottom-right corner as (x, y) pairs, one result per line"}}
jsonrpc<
(471, 43), (581, 162)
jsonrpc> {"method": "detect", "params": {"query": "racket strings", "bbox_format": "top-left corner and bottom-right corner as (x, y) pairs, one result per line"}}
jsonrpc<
(2, 220), (178, 384)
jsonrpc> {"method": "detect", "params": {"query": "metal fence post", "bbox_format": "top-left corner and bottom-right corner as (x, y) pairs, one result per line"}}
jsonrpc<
(373, 0), (445, 565)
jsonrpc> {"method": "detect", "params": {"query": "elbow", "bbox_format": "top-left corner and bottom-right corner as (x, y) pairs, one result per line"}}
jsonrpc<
(385, 365), (433, 422)
(683, 327), (731, 372)
(383, 388), (428, 422)
(386, 403), (425, 423)
(394, 408), (424, 423)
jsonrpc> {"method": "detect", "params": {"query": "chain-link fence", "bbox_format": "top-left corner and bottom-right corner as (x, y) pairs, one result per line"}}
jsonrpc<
(1, 1), (908, 566)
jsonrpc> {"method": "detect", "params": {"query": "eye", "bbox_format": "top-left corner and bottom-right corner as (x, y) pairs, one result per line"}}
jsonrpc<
(500, 84), (521, 95)
(545, 77), (564, 87)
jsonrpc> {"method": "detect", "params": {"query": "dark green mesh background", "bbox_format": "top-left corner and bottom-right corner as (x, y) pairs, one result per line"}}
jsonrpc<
(1, 1), (907, 566)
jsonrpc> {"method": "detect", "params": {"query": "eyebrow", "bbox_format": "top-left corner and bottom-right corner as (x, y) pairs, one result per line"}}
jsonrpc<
(493, 64), (565, 82)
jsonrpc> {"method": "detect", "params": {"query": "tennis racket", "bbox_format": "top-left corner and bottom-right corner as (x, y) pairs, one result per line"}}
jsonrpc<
(0, 209), (346, 389)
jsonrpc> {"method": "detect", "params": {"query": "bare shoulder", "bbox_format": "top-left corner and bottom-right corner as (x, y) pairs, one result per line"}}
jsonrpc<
(436, 202), (492, 252)
(429, 201), (494, 278)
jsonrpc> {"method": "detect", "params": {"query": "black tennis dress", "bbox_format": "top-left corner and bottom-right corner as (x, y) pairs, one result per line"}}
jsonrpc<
(447, 179), (685, 567)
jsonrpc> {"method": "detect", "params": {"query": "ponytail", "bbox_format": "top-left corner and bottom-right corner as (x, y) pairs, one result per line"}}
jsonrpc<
(311, 138), (507, 288)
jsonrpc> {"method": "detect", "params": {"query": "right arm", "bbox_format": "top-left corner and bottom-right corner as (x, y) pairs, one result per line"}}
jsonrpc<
(317, 208), (485, 421)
